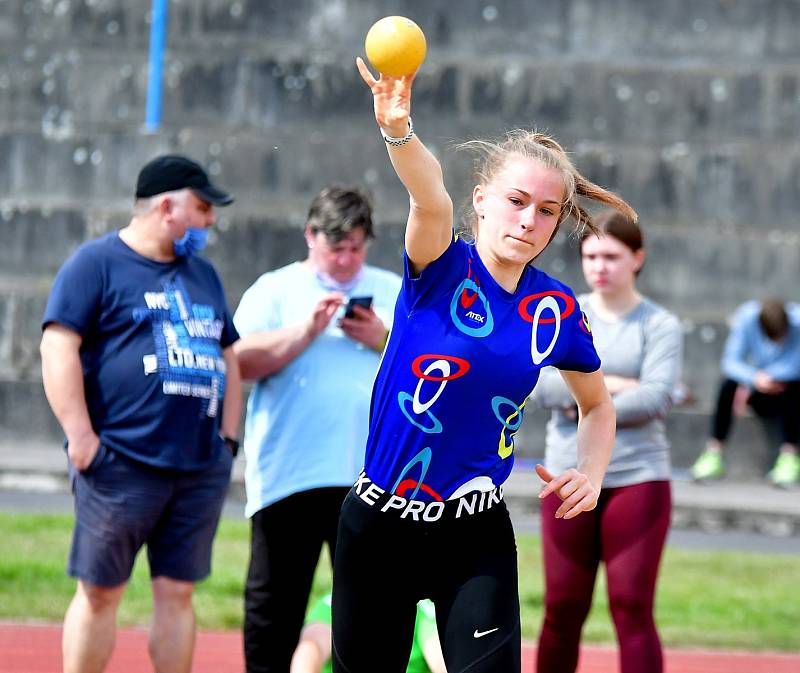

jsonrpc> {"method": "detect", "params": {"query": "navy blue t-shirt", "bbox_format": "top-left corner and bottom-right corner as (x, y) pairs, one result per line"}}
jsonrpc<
(364, 235), (600, 501)
(43, 232), (238, 471)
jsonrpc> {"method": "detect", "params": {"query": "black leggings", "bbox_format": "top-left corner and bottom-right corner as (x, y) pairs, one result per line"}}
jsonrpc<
(244, 487), (350, 673)
(711, 378), (800, 445)
(331, 489), (521, 673)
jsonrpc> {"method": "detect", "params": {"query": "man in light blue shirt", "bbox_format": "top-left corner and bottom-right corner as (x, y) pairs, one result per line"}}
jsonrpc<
(232, 185), (401, 673)
(692, 299), (800, 486)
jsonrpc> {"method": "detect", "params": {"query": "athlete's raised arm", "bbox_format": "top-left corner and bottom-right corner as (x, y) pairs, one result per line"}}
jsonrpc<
(356, 57), (453, 275)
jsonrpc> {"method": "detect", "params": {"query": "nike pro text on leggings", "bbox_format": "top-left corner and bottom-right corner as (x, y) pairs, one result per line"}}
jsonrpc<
(332, 484), (521, 672)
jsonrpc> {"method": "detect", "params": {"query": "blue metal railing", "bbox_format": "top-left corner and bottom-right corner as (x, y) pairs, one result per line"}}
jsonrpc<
(144, 0), (168, 132)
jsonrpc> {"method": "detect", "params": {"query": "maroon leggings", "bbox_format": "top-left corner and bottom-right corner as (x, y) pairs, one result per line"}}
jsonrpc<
(536, 480), (671, 673)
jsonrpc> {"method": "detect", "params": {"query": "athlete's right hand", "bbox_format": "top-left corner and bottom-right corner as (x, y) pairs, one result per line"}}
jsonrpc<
(535, 464), (600, 520)
(67, 431), (101, 471)
(356, 56), (414, 139)
(305, 293), (344, 340)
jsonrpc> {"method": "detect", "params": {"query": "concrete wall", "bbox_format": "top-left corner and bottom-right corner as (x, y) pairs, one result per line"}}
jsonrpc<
(1, 0), (798, 473)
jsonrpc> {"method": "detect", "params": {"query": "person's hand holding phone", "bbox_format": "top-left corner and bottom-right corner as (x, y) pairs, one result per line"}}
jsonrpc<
(305, 293), (345, 340)
(340, 296), (388, 352)
(344, 296), (373, 319)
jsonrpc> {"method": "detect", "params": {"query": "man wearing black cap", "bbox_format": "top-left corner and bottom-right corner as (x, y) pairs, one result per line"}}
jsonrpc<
(40, 155), (242, 673)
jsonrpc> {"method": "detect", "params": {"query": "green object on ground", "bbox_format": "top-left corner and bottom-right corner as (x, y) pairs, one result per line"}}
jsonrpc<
(306, 593), (435, 673)
(768, 452), (800, 487)
(691, 449), (725, 480)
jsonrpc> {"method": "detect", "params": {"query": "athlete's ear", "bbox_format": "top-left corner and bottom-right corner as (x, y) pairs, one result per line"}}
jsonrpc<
(472, 184), (485, 220)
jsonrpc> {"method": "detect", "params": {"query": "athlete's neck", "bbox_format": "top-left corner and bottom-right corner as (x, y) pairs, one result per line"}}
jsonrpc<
(475, 248), (527, 294)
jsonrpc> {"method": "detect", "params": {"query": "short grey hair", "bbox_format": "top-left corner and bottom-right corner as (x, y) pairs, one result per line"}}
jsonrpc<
(133, 188), (189, 216)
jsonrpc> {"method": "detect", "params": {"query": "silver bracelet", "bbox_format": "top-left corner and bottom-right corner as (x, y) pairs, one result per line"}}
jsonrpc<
(380, 117), (414, 146)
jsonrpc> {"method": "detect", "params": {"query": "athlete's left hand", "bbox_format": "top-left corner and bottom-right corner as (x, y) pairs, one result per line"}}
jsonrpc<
(340, 305), (388, 352)
(535, 464), (600, 519)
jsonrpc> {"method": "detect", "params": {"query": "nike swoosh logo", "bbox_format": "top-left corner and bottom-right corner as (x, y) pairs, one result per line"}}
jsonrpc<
(473, 627), (499, 638)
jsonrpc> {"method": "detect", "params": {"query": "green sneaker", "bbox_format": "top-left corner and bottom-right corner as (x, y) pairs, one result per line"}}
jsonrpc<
(768, 453), (800, 487)
(691, 450), (725, 481)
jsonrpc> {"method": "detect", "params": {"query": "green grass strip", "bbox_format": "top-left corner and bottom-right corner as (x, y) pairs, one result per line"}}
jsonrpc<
(1, 512), (798, 650)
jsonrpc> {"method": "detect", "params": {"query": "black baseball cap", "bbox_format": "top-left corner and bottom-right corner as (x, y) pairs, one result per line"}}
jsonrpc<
(135, 154), (234, 206)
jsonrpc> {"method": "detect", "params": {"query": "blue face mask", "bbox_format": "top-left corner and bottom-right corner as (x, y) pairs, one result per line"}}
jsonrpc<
(173, 227), (209, 257)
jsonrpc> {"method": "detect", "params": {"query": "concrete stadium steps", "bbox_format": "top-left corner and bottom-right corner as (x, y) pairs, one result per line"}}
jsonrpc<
(4, 44), (799, 146)
(0, 1), (797, 489)
(514, 406), (781, 480)
(2, 67), (800, 232)
(4, 0), (800, 60)
(0, 380), (63, 441)
(2, 193), (797, 318)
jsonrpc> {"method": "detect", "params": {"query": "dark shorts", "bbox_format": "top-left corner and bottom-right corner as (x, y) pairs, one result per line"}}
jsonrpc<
(332, 482), (521, 673)
(68, 445), (233, 587)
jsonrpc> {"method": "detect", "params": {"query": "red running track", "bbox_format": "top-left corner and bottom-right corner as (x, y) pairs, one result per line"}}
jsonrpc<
(2, 623), (798, 673)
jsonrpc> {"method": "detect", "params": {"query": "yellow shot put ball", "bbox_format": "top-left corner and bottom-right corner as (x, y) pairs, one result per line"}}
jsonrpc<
(364, 16), (427, 77)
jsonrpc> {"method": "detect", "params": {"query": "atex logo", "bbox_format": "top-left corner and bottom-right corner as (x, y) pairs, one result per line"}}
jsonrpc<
(465, 310), (485, 323)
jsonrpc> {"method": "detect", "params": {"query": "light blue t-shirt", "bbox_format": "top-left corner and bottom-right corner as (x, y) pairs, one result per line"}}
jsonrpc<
(234, 261), (402, 517)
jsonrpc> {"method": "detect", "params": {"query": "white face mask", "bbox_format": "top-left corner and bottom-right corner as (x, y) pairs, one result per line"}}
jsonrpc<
(315, 269), (364, 293)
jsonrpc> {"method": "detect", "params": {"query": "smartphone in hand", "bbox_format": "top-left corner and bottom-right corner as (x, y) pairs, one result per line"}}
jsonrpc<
(345, 295), (373, 319)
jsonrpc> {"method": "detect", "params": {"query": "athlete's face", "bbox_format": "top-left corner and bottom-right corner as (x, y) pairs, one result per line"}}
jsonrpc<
(472, 156), (564, 268)
(305, 227), (369, 283)
(581, 233), (644, 296)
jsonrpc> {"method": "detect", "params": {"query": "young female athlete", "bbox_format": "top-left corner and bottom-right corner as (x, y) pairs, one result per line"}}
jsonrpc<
(330, 58), (637, 673)
(535, 211), (683, 673)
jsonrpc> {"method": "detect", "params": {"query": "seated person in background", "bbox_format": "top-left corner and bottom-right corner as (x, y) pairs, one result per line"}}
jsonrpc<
(290, 594), (446, 673)
(691, 298), (800, 486)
